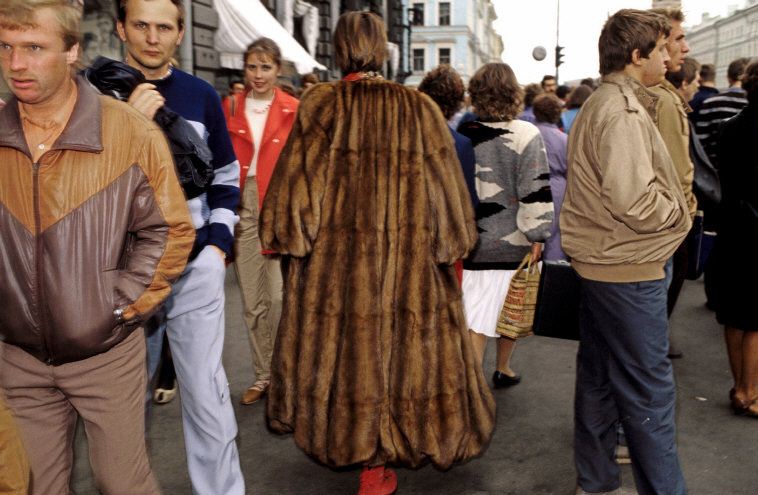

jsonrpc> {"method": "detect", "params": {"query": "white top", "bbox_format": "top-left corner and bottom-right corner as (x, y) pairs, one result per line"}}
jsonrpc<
(244, 95), (273, 177)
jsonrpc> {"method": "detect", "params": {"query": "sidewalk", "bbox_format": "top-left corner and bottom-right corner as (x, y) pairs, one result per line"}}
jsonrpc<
(71, 273), (758, 494)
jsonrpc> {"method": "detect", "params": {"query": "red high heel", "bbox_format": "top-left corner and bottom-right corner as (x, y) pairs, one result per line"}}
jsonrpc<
(357, 466), (398, 495)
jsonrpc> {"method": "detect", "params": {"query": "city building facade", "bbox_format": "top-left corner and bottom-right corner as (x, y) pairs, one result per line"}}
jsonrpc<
(651, 0), (681, 10)
(404, 0), (503, 86)
(687, 0), (758, 87)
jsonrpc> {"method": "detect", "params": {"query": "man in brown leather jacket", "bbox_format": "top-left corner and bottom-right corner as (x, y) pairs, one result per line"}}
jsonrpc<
(0, 1), (194, 493)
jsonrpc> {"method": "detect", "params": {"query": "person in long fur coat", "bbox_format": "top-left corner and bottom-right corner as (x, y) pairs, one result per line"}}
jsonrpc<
(259, 11), (496, 494)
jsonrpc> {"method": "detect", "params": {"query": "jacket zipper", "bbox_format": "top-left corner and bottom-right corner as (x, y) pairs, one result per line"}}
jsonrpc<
(32, 161), (53, 364)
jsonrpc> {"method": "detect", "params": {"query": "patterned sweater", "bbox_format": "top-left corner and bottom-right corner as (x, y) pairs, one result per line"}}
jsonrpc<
(152, 68), (240, 259)
(458, 119), (553, 269)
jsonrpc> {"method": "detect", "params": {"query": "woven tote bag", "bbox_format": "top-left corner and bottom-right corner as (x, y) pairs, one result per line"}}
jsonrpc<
(496, 253), (541, 339)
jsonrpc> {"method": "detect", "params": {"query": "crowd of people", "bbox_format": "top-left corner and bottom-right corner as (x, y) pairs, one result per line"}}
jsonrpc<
(0, 1), (756, 495)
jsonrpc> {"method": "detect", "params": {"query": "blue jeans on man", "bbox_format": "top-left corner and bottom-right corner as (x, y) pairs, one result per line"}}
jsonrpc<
(574, 276), (686, 495)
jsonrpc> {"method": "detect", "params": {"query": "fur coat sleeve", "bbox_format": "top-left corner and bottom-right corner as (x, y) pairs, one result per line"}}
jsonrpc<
(416, 94), (478, 263)
(259, 85), (333, 257)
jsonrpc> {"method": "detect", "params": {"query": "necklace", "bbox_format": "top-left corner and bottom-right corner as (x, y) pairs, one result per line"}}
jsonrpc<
(20, 83), (77, 156)
(343, 71), (384, 82)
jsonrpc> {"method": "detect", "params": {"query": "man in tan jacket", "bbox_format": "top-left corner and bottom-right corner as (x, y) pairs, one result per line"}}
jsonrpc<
(649, 7), (696, 359)
(560, 9), (691, 495)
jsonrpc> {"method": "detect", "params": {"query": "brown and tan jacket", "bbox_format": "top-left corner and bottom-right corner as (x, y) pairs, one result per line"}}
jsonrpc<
(0, 80), (195, 365)
(560, 73), (691, 282)
(649, 79), (698, 218)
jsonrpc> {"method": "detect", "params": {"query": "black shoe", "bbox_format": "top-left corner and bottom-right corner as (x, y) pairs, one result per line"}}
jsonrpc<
(492, 370), (521, 388)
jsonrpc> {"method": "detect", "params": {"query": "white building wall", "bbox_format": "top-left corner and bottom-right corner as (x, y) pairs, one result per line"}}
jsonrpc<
(687, 3), (758, 88)
(405, 0), (502, 86)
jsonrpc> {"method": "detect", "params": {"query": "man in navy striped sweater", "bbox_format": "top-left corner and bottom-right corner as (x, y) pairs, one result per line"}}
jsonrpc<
(693, 57), (750, 167)
(117, 0), (244, 493)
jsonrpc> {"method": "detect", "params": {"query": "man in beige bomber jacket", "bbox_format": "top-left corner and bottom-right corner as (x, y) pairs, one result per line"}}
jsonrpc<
(560, 10), (691, 495)
(0, 1), (194, 493)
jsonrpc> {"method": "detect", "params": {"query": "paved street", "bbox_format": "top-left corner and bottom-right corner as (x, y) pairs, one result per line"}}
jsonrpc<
(72, 270), (758, 494)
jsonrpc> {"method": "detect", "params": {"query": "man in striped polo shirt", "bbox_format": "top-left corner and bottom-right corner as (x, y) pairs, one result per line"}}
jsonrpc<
(694, 57), (750, 167)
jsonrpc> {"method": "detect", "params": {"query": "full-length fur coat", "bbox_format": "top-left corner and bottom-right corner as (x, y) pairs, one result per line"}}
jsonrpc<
(260, 79), (496, 469)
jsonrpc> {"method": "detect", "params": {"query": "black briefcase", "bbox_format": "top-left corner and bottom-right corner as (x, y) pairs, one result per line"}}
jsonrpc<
(532, 260), (581, 341)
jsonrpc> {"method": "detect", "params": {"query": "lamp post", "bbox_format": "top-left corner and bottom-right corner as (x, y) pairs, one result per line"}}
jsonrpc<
(554, 0), (562, 81)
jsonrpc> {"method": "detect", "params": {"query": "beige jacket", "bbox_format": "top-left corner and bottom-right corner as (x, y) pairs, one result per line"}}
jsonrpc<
(649, 79), (698, 217)
(560, 73), (691, 282)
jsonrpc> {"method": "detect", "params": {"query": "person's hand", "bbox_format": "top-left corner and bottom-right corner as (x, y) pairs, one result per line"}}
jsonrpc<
(127, 83), (165, 120)
(530, 242), (543, 262)
(209, 245), (227, 262)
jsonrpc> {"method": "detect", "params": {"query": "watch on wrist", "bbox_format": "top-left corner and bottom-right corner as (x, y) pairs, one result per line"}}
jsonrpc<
(114, 307), (125, 323)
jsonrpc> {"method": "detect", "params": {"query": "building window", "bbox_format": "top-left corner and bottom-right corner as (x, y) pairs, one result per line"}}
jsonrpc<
(411, 3), (424, 26)
(439, 47), (451, 65)
(413, 48), (425, 72)
(439, 2), (451, 26)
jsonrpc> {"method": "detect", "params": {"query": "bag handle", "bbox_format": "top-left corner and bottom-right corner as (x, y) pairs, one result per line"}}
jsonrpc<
(514, 253), (539, 281)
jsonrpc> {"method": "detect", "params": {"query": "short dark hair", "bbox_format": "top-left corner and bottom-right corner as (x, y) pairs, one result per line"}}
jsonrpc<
(598, 9), (670, 76)
(245, 37), (282, 67)
(727, 57), (751, 84)
(333, 11), (387, 74)
(523, 83), (543, 107)
(118, 0), (185, 31)
(541, 75), (556, 87)
(301, 73), (319, 86)
(566, 84), (592, 109)
(417, 64), (465, 120)
(743, 61), (758, 104)
(533, 94), (563, 124)
(556, 84), (571, 99)
(699, 63), (716, 83)
(468, 63), (523, 122)
(665, 57), (700, 89)
(580, 77), (597, 89)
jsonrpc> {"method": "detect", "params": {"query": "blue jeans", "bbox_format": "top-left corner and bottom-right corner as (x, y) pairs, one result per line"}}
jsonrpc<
(574, 276), (686, 495)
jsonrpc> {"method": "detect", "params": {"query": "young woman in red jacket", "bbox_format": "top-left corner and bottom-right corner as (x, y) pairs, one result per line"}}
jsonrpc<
(224, 38), (299, 405)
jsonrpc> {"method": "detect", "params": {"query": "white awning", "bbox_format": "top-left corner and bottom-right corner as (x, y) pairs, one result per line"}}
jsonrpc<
(215, 0), (326, 74)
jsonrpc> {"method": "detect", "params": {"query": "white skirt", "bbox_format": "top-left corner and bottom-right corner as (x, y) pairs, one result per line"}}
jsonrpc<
(462, 269), (516, 338)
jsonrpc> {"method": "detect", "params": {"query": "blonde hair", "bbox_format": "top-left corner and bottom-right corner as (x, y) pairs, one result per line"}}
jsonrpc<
(0, 0), (81, 49)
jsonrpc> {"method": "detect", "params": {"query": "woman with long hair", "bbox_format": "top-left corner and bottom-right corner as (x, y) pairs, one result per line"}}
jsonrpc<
(260, 12), (495, 495)
(457, 63), (553, 388)
(224, 38), (299, 405)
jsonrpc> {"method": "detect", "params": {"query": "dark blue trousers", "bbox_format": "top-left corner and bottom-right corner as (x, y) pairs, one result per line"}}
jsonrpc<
(574, 277), (686, 495)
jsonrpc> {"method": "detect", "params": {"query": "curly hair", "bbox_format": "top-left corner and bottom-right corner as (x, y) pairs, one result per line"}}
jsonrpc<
(533, 94), (563, 124)
(468, 63), (523, 122)
(417, 64), (465, 120)
(743, 61), (758, 105)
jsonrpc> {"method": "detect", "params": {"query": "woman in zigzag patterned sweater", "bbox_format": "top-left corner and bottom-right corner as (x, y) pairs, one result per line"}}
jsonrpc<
(458, 63), (554, 389)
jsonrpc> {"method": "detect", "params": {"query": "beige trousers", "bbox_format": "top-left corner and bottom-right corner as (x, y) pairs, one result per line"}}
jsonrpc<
(0, 329), (160, 495)
(235, 181), (283, 382)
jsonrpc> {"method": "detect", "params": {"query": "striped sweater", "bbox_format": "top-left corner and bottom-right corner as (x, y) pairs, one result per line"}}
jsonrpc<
(693, 87), (748, 167)
(152, 68), (241, 259)
(458, 119), (553, 269)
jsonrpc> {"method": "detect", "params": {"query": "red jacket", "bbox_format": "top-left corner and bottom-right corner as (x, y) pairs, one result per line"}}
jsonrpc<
(223, 87), (299, 211)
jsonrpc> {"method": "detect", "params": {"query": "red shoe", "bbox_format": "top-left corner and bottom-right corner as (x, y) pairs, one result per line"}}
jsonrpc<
(357, 466), (398, 495)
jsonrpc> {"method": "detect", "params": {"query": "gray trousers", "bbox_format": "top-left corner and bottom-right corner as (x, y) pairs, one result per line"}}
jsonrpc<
(574, 277), (686, 495)
(146, 246), (244, 495)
